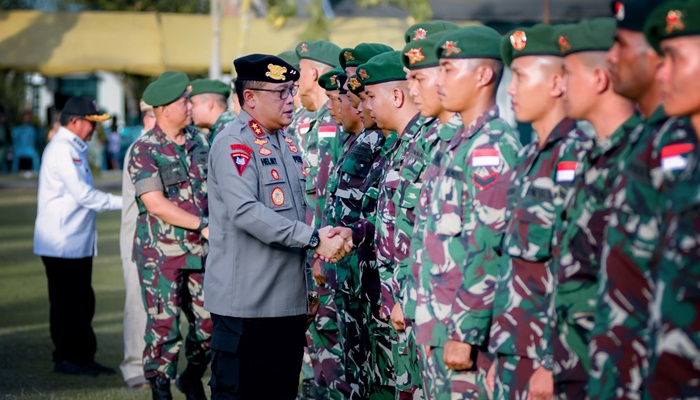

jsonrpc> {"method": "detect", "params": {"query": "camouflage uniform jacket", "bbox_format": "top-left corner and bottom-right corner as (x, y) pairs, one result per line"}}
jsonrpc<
(391, 116), (443, 319)
(646, 122), (700, 399)
(376, 113), (424, 320)
(488, 118), (592, 361)
(415, 106), (521, 348)
(287, 106), (314, 157)
(405, 114), (463, 321)
(591, 111), (696, 399)
(128, 124), (210, 270)
(209, 110), (237, 143)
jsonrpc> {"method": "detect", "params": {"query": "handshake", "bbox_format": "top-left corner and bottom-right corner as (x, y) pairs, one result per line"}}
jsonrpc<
(312, 226), (354, 264)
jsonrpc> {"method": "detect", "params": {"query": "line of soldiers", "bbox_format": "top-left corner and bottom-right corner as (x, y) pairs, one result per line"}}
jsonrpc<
(286, 0), (700, 399)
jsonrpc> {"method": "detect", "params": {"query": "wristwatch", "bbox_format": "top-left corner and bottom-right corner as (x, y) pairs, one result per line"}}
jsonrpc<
(307, 229), (320, 249)
(196, 216), (209, 232)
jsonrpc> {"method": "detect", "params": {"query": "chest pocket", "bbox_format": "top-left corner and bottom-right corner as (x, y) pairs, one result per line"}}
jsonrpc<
(342, 145), (373, 177)
(261, 167), (293, 212)
(194, 148), (209, 179)
(160, 161), (188, 198)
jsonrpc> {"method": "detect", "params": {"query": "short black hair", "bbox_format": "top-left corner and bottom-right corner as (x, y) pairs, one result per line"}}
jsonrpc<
(234, 79), (266, 107)
(59, 113), (79, 126)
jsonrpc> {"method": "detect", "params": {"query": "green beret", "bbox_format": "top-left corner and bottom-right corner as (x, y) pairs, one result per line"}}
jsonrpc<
(645, 0), (700, 54)
(401, 31), (451, 70)
(296, 40), (342, 67)
(340, 43), (395, 69)
(189, 79), (230, 99)
(143, 71), (189, 107)
(356, 51), (406, 86)
(318, 66), (344, 91)
(612, 0), (666, 31)
(556, 18), (616, 56)
(435, 25), (503, 60)
(277, 50), (300, 69)
(233, 53), (299, 83)
(404, 21), (461, 43)
(501, 24), (561, 67)
(347, 74), (365, 95)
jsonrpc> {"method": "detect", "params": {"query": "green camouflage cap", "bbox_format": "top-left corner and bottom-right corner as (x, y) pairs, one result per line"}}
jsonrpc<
(277, 50), (301, 69)
(612, 0), (666, 31)
(356, 51), (406, 86)
(189, 78), (230, 99)
(436, 25), (503, 60)
(501, 24), (561, 67)
(318, 66), (344, 91)
(143, 71), (189, 107)
(645, 0), (700, 54)
(404, 20), (461, 43)
(340, 43), (395, 69)
(556, 18), (616, 56)
(296, 40), (342, 67)
(401, 31), (451, 70)
(347, 73), (365, 94)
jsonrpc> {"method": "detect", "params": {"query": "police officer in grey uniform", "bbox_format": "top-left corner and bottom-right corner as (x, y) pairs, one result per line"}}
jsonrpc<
(204, 54), (352, 400)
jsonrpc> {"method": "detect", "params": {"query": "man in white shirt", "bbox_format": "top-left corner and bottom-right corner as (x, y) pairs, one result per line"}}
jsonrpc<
(33, 96), (122, 376)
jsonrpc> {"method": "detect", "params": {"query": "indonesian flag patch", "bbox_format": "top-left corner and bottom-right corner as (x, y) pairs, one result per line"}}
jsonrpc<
(661, 143), (695, 171)
(556, 161), (577, 182)
(299, 123), (311, 135)
(319, 125), (337, 139)
(471, 149), (500, 167)
(72, 158), (81, 163)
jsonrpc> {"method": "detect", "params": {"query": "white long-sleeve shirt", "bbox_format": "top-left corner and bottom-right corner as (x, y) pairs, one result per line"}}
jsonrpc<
(34, 126), (122, 258)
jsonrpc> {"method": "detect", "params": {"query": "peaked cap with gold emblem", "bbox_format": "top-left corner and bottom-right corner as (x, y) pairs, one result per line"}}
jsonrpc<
(233, 54), (299, 83)
(404, 20), (461, 43)
(401, 31), (451, 70)
(295, 40), (342, 67)
(501, 24), (561, 67)
(339, 42), (395, 69)
(555, 18), (616, 57)
(355, 51), (406, 86)
(645, 0), (700, 54)
(435, 25), (503, 60)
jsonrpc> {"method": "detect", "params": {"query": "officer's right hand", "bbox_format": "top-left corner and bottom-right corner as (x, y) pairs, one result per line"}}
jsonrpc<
(316, 226), (349, 263)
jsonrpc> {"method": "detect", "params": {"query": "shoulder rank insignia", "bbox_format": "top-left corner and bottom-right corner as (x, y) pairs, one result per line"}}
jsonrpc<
(344, 51), (355, 61)
(558, 36), (571, 54)
(249, 120), (266, 137)
(266, 64), (287, 81)
(666, 10), (685, 34)
(510, 30), (527, 51)
(358, 69), (370, 80)
(404, 48), (426, 65)
(441, 41), (461, 56)
(413, 28), (427, 41)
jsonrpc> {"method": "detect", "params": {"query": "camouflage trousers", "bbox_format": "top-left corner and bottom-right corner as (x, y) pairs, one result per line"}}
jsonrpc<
(365, 298), (396, 400)
(418, 344), (491, 400)
(139, 265), (212, 380)
(392, 324), (424, 400)
(492, 354), (538, 400)
(553, 287), (596, 400)
(341, 293), (370, 399)
(308, 285), (352, 399)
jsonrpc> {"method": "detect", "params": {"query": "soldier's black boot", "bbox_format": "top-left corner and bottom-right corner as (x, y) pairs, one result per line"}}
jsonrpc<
(176, 363), (208, 400)
(149, 375), (173, 400)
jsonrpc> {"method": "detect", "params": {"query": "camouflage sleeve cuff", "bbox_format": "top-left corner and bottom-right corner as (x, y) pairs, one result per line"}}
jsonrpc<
(451, 311), (492, 346)
(351, 219), (375, 247)
(134, 176), (163, 197)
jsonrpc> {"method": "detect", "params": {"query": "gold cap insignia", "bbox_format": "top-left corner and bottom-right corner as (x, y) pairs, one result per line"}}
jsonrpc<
(330, 74), (338, 86)
(300, 43), (309, 53)
(558, 36), (571, 54)
(614, 2), (625, 21)
(344, 51), (355, 61)
(413, 28), (428, 41)
(348, 77), (362, 91)
(404, 48), (426, 65)
(441, 41), (461, 57)
(510, 31), (527, 51)
(666, 10), (685, 34)
(358, 69), (370, 80)
(266, 64), (287, 81)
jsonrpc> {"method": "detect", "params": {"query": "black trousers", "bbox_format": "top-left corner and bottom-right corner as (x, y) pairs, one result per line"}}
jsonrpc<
(209, 313), (306, 400)
(42, 256), (96, 364)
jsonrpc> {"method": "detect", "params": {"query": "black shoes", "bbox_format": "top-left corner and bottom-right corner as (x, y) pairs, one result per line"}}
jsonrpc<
(53, 360), (115, 377)
(149, 376), (173, 400)
(176, 371), (207, 400)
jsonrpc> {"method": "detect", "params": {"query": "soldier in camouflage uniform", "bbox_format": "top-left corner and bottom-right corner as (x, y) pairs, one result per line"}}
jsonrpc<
(528, 19), (636, 400)
(641, 3), (700, 397)
(487, 24), (593, 400)
(127, 71), (212, 400)
(278, 50), (314, 155)
(586, 3), (698, 399)
(390, 28), (460, 400)
(414, 26), (521, 400)
(189, 78), (236, 143)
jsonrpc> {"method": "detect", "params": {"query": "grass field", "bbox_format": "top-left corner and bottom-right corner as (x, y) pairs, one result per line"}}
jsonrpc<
(0, 181), (200, 399)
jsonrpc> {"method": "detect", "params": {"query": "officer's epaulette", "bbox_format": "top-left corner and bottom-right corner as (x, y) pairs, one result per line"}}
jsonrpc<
(248, 119), (266, 138)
